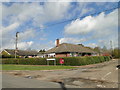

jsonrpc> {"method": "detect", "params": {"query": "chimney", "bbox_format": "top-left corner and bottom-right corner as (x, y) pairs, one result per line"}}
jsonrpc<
(56, 39), (59, 47)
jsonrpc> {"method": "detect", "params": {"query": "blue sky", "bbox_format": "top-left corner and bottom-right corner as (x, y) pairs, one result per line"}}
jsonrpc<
(1, 1), (119, 51)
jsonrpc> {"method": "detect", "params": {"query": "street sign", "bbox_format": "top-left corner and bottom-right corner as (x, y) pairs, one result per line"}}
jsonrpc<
(46, 58), (56, 66)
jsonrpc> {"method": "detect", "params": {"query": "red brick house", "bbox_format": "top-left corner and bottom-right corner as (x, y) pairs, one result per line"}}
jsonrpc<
(45, 39), (97, 57)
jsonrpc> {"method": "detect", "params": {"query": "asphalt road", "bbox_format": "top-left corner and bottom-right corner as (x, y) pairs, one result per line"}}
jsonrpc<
(2, 74), (61, 88)
(2, 59), (120, 88)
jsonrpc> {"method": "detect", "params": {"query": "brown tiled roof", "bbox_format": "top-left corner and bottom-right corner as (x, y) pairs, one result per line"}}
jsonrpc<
(46, 43), (96, 54)
(4, 49), (38, 56)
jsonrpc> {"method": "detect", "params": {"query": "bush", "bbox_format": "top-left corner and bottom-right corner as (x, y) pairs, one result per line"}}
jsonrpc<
(2, 55), (19, 58)
(2, 58), (46, 65)
(1, 56), (111, 66)
(112, 48), (120, 59)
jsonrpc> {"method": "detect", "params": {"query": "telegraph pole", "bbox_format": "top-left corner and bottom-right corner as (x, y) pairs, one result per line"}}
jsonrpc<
(15, 32), (19, 58)
(110, 40), (113, 57)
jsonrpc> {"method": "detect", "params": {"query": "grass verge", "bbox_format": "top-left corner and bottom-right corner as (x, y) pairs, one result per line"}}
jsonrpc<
(2, 64), (77, 70)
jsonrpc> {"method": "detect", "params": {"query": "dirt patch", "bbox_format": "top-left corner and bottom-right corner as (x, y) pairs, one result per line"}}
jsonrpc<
(14, 73), (23, 76)
(82, 69), (101, 72)
(49, 76), (118, 88)
(62, 77), (118, 88)
(23, 74), (45, 79)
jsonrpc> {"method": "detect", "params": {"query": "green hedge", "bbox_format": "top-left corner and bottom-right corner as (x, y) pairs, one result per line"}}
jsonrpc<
(2, 55), (19, 58)
(1, 56), (111, 66)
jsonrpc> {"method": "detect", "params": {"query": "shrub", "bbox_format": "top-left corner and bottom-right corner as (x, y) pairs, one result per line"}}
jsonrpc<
(1, 56), (111, 66)
(2, 58), (46, 65)
(2, 55), (19, 58)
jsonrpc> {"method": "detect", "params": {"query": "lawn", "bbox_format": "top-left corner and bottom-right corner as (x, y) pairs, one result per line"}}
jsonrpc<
(2, 64), (77, 70)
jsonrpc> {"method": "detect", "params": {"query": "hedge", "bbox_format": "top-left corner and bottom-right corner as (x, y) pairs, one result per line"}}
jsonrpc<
(1, 56), (111, 66)
(2, 55), (19, 58)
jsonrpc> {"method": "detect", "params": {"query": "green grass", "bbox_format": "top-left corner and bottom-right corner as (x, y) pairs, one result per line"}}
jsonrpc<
(2, 64), (77, 70)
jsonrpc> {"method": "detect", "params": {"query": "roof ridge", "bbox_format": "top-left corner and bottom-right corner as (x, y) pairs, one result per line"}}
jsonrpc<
(46, 43), (95, 53)
(60, 43), (85, 47)
(60, 43), (79, 46)
(4, 49), (37, 51)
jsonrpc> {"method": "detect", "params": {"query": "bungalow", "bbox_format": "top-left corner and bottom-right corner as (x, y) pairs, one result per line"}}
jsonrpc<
(37, 52), (46, 58)
(1, 49), (38, 58)
(45, 39), (97, 57)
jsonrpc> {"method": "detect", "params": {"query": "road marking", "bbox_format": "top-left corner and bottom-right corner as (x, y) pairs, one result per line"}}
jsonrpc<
(102, 72), (111, 80)
(97, 85), (106, 88)
(116, 68), (118, 70)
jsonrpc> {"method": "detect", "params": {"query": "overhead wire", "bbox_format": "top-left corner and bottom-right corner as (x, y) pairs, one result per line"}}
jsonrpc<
(44, 6), (119, 29)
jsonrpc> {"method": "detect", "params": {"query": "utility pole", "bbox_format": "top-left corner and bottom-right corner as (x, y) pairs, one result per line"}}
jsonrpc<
(15, 32), (19, 58)
(110, 40), (113, 57)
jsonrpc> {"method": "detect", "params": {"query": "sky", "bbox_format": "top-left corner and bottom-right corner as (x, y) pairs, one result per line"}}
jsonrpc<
(0, 1), (119, 51)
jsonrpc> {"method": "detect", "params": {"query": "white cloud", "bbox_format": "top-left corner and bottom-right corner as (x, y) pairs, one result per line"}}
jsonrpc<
(60, 37), (86, 44)
(67, 2), (96, 19)
(2, 2), (71, 27)
(86, 43), (98, 48)
(0, 0), (119, 2)
(0, 3), (2, 21)
(98, 38), (118, 49)
(1, 2), (71, 50)
(64, 9), (118, 48)
(18, 41), (33, 50)
(1, 22), (20, 48)
(77, 3), (95, 16)
(33, 2), (71, 26)
(64, 16), (96, 35)
(64, 9), (118, 35)
(0, 3), (2, 49)
(31, 40), (55, 51)
(18, 29), (35, 41)
(1, 26), (35, 50)
(1, 40), (34, 50)
(2, 2), (118, 50)
(2, 22), (19, 35)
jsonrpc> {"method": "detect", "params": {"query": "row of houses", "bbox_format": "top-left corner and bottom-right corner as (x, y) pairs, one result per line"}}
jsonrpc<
(1, 39), (109, 58)
(1, 49), (39, 58)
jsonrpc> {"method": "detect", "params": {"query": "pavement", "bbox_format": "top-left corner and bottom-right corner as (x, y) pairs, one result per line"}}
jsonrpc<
(2, 59), (120, 88)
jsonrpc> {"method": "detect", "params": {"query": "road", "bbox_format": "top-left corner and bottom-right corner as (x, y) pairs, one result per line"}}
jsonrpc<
(2, 74), (61, 88)
(2, 59), (120, 88)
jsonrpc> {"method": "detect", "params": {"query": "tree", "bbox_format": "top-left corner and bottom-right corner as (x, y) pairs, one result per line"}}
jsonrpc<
(102, 46), (107, 51)
(39, 49), (46, 54)
(42, 49), (46, 52)
(94, 47), (102, 55)
(39, 50), (43, 52)
(94, 47), (101, 52)
(112, 48), (120, 58)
